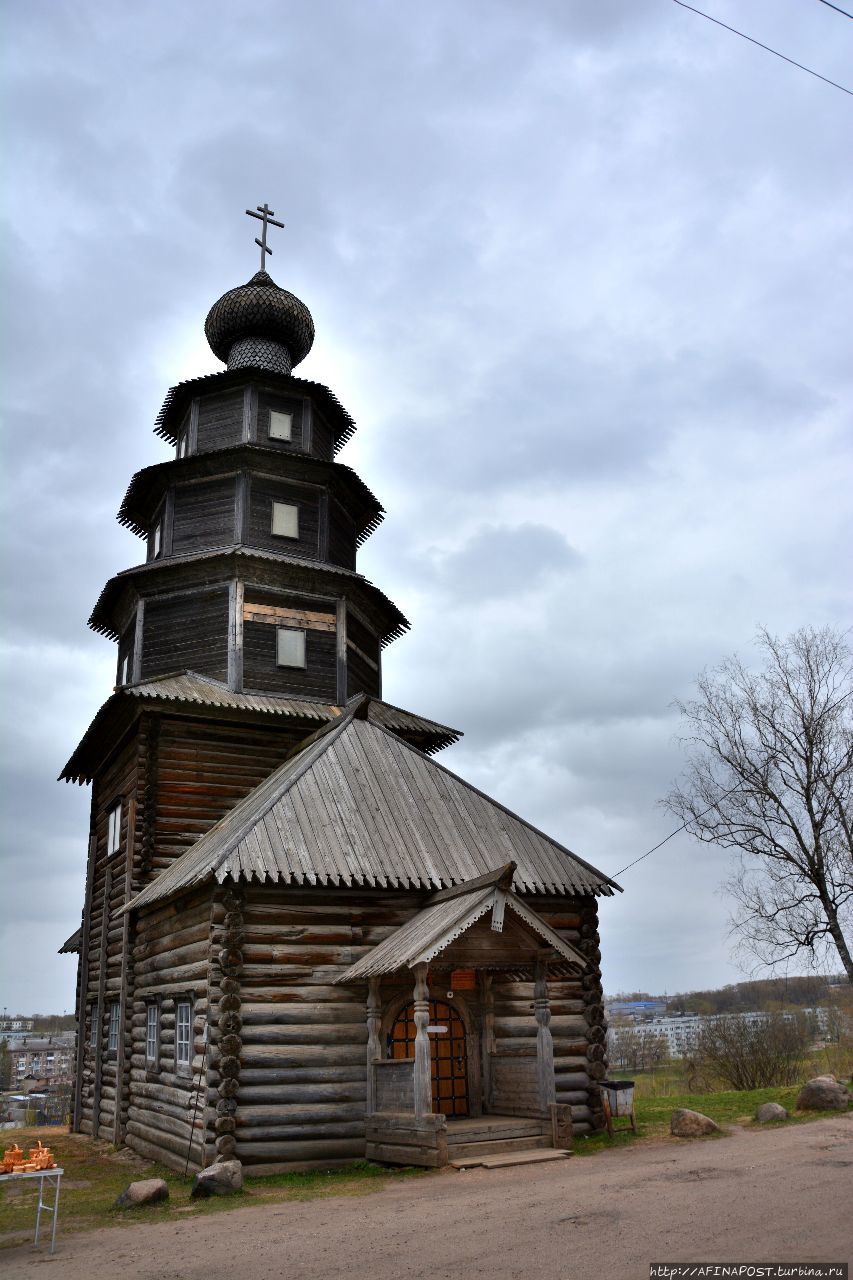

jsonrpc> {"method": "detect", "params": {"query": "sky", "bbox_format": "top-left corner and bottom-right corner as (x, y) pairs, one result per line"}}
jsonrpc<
(2, 0), (851, 1014)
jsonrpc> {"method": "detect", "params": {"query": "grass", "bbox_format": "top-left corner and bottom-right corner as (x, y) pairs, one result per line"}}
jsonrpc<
(0, 1128), (423, 1249)
(573, 1082), (849, 1157)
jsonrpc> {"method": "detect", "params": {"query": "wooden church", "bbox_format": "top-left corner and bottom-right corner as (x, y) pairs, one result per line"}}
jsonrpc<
(60, 208), (619, 1174)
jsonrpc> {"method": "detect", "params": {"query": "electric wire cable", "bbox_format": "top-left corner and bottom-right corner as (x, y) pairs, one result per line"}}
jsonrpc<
(672, 0), (853, 96)
(816, 0), (853, 19)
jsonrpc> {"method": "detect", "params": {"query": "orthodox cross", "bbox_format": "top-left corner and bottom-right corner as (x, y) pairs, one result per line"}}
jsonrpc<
(245, 202), (284, 271)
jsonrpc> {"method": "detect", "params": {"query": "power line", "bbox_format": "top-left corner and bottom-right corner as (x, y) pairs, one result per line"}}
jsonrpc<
(817, 0), (853, 19)
(671, 0), (853, 97)
(612, 782), (742, 879)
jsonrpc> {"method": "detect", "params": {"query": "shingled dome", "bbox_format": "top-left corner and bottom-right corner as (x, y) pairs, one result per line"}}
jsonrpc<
(204, 270), (315, 375)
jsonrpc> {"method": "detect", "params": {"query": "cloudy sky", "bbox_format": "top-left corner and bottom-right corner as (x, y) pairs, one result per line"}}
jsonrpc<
(2, 0), (851, 1014)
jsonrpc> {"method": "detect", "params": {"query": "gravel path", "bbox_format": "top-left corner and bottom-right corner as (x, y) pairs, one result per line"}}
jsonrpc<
(6, 1116), (851, 1279)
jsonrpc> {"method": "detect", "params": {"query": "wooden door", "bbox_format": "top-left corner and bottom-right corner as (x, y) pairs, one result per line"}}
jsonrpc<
(388, 998), (469, 1117)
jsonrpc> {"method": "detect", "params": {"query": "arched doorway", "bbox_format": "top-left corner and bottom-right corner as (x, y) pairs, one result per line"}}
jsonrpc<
(388, 999), (469, 1117)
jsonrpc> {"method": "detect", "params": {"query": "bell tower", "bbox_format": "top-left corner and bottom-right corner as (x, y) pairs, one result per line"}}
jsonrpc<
(91, 217), (407, 708)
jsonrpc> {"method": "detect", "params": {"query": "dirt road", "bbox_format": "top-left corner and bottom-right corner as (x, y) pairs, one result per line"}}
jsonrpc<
(6, 1116), (851, 1279)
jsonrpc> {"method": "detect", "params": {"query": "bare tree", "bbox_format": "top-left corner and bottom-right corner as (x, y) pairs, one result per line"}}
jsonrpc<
(694, 1013), (812, 1090)
(665, 626), (853, 983)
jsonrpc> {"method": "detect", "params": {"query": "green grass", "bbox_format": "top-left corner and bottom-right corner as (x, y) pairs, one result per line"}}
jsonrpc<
(573, 1082), (849, 1157)
(0, 1129), (423, 1248)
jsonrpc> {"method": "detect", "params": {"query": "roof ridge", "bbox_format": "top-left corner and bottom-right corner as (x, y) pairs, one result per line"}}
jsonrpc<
(361, 719), (621, 893)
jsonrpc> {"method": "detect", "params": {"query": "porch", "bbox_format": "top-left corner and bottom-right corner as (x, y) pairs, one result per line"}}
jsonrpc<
(335, 863), (584, 1167)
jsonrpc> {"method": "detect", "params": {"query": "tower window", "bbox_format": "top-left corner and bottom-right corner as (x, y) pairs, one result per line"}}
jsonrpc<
(118, 652), (130, 686)
(271, 501), (299, 539)
(176, 1000), (192, 1072)
(276, 627), (306, 668)
(269, 410), (293, 441)
(107, 801), (122, 856)
(151, 520), (162, 558)
(177, 433), (189, 458)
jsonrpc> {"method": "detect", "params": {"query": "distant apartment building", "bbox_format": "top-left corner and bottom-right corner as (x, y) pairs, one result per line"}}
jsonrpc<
(7, 1036), (74, 1083)
(0, 1017), (34, 1035)
(608, 1008), (831, 1060)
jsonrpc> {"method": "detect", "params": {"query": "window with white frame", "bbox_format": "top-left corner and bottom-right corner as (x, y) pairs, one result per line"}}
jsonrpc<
(145, 1003), (159, 1066)
(177, 433), (189, 458)
(89, 1004), (98, 1049)
(276, 627), (306, 669)
(176, 1000), (192, 1071)
(271, 500), (299, 539)
(118, 651), (130, 686)
(151, 520), (162, 559)
(107, 801), (122, 856)
(108, 1002), (120, 1052)
(268, 409), (293, 441)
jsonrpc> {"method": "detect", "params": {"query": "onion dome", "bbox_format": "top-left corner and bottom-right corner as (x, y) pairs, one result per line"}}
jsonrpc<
(204, 270), (315, 376)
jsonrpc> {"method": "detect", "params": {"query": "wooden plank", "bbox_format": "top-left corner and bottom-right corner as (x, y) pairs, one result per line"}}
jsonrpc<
(242, 602), (336, 630)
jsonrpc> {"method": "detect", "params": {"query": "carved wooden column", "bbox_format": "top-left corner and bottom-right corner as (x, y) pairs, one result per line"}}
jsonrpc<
(480, 972), (495, 1112)
(365, 976), (381, 1117)
(412, 963), (432, 1119)
(534, 958), (557, 1112)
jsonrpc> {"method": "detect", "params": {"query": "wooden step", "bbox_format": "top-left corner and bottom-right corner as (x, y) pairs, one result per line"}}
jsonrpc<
(447, 1119), (544, 1146)
(451, 1148), (571, 1170)
(448, 1136), (552, 1161)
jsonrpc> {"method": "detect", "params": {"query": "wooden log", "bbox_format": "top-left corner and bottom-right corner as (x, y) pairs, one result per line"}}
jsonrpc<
(233, 1139), (365, 1162)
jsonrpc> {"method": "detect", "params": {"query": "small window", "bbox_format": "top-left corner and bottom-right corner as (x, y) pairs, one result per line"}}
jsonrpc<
(177, 433), (189, 458)
(151, 521), (162, 559)
(271, 501), (299, 539)
(89, 1005), (98, 1049)
(145, 1003), (159, 1066)
(268, 410), (293, 441)
(107, 801), (122, 856)
(118, 652), (130, 686)
(276, 627), (306, 669)
(108, 1002), (120, 1052)
(176, 1001), (192, 1071)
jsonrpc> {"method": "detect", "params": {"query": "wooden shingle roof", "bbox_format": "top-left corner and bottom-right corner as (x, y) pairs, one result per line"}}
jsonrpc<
(335, 864), (588, 980)
(126, 708), (620, 912)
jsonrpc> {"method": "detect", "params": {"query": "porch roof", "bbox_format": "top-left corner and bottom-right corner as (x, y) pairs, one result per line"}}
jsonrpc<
(334, 863), (588, 981)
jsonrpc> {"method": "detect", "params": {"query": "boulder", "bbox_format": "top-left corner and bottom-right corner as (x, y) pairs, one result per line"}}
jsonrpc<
(670, 1108), (720, 1137)
(796, 1076), (851, 1112)
(114, 1177), (169, 1209)
(191, 1158), (243, 1198)
(755, 1102), (788, 1123)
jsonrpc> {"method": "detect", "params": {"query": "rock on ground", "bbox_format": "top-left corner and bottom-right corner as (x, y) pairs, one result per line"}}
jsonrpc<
(755, 1102), (788, 1123)
(796, 1075), (851, 1112)
(191, 1158), (243, 1198)
(114, 1177), (169, 1209)
(670, 1108), (720, 1137)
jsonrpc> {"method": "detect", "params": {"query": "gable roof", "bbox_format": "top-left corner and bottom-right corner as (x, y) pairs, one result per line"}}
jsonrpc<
(335, 863), (588, 981)
(126, 709), (620, 912)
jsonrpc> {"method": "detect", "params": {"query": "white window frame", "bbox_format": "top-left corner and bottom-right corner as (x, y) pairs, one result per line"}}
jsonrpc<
(89, 1004), (98, 1049)
(271, 500), (299, 539)
(118, 652), (130, 686)
(145, 1003), (159, 1067)
(177, 433), (189, 458)
(151, 520), (162, 559)
(268, 409), (293, 442)
(276, 627), (306, 669)
(107, 801), (122, 856)
(108, 1002), (120, 1053)
(175, 1000), (192, 1073)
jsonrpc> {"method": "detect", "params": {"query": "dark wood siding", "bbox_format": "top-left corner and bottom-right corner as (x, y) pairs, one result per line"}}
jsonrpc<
(328, 497), (356, 570)
(140, 588), (230, 682)
(243, 618), (337, 699)
(247, 477), (320, 559)
(311, 406), (333, 461)
(255, 389), (305, 452)
(195, 390), (245, 453)
(171, 478), (237, 554)
(346, 648), (380, 699)
(346, 612), (381, 698)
